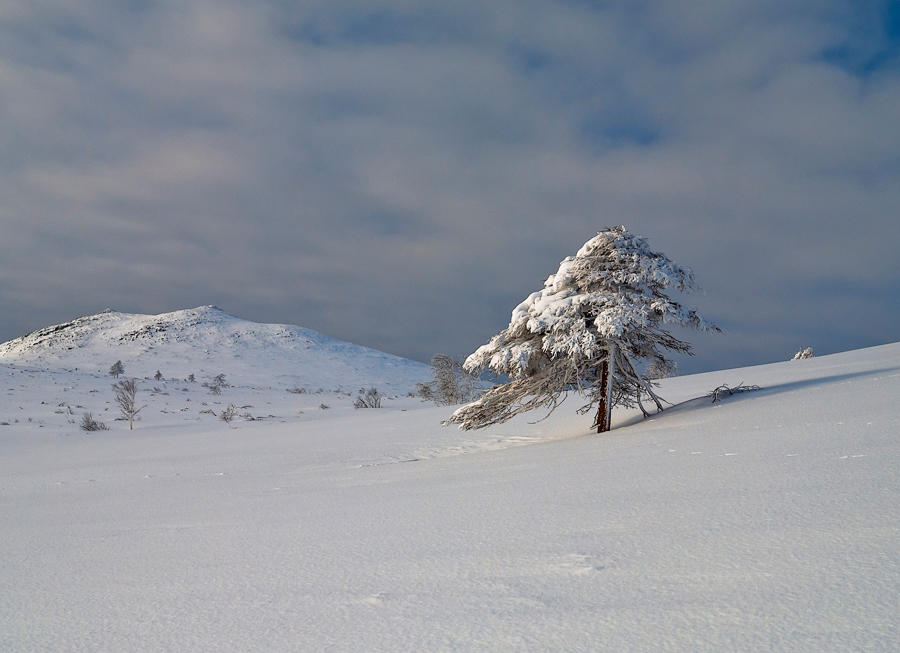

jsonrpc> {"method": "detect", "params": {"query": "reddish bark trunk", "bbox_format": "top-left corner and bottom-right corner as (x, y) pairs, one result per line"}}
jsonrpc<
(597, 357), (610, 433)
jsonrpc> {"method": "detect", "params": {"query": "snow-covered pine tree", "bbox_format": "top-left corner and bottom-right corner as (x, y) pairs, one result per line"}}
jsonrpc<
(444, 226), (718, 433)
(791, 347), (814, 360)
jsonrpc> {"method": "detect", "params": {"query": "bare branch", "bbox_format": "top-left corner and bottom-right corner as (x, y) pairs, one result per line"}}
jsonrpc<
(708, 383), (762, 402)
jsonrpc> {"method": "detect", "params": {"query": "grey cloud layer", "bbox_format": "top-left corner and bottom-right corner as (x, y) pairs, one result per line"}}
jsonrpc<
(1, 0), (898, 372)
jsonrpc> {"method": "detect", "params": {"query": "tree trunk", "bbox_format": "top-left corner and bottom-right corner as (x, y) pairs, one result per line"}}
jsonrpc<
(596, 343), (616, 433)
(596, 359), (608, 433)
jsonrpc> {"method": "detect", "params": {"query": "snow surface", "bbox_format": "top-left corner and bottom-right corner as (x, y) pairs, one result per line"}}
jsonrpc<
(2, 332), (899, 650)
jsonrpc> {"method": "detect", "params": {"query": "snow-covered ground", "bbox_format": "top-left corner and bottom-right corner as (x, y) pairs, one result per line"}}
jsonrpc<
(1, 323), (898, 650)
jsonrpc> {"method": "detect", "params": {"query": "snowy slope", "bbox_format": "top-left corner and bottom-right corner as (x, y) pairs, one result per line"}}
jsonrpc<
(0, 306), (431, 393)
(1, 342), (899, 651)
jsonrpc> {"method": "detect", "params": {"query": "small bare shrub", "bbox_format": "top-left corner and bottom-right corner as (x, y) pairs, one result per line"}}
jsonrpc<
(414, 382), (434, 400)
(80, 412), (108, 432)
(354, 387), (383, 409)
(220, 404), (239, 422)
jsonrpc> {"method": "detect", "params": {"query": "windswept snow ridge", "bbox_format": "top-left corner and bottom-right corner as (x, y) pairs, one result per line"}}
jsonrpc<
(0, 306), (430, 392)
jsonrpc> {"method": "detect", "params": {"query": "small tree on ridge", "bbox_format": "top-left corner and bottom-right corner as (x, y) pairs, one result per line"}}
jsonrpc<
(203, 374), (228, 395)
(113, 379), (145, 430)
(791, 347), (814, 360)
(109, 360), (125, 378)
(429, 354), (482, 406)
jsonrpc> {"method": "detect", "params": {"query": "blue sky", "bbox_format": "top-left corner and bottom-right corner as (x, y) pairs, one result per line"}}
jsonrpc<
(1, 0), (898, 373)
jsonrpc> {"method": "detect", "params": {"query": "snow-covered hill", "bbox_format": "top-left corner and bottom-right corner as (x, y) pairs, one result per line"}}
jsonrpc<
(0, 306), (430, 393)
(1, 341), (898, 650)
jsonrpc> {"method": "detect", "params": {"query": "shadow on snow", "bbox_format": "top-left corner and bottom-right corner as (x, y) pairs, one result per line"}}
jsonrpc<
(613, 365), (900, 431)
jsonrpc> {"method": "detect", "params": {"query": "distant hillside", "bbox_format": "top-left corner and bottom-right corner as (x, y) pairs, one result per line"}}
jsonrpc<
(0, 306), (431, 392)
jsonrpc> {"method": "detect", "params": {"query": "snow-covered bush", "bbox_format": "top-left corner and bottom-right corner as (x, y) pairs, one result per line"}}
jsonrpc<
(791, 347), (814, 360)
(445, 226), (718, 432)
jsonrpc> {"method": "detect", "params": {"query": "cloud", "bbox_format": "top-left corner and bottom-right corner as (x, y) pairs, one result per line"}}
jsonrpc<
(1, 0), (899, 372)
